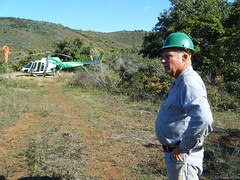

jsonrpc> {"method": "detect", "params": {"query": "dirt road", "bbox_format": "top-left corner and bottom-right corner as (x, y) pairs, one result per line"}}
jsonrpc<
(0, 73), (161, 179)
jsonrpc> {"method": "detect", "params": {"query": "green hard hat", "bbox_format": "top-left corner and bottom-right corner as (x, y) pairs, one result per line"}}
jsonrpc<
(161, 32), (194, 52)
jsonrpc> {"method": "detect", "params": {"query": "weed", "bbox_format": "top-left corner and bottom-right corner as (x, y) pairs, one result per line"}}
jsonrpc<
(21, 128), (88, 179)
(22, 134), (45, 174)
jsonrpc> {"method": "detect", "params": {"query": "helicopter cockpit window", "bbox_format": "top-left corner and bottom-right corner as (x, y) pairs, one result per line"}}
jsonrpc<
(25, 62), (32, 68)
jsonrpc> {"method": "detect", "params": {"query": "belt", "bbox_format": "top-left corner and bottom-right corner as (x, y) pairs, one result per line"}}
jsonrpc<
(162, 145), (176, 152)
(162, 145), (203, 153)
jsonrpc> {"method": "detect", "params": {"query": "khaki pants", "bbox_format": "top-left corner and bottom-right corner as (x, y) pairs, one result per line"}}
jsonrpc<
(165, 149), (204, 180)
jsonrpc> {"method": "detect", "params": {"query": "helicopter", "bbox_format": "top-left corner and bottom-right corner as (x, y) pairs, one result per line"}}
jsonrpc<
(21, 52), (104, 76)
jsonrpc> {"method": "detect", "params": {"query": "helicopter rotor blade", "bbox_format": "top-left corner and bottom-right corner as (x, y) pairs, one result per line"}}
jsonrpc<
(55, 52), (72, 58)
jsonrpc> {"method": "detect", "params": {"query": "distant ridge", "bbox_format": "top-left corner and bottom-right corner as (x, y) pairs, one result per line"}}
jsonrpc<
(0, 17), (147, 55)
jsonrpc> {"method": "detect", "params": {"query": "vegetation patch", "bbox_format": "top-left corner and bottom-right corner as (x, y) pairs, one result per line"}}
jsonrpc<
(21, 128), (87, 179)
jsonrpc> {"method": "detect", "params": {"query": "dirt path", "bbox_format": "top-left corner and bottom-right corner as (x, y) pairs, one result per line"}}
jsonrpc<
(0, 73), (159, 179)
(0, 76), (66, 179)
(0, 75), (91, 178)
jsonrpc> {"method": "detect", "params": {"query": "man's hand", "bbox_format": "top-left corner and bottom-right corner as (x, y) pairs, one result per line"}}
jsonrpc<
(172, 145), (184, 162)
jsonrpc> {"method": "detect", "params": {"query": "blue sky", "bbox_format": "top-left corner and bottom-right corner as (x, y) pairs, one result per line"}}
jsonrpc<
(0, 0), (171, 32)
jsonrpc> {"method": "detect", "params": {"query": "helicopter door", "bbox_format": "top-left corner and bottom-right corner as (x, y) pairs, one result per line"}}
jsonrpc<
(40, 63), (45, 72)
(36, 62), (41, 72)
(30, 62), (37, 73)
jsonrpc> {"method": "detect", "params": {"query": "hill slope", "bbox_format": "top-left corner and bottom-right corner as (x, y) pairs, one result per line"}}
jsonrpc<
(0, 17), (147, 54)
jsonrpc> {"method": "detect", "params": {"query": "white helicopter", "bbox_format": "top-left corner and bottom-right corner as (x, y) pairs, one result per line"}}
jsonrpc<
(21, 52), (104, 76)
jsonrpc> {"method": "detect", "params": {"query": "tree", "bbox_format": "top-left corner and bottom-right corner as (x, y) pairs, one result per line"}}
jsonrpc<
(54, 37), (91, 61)
(140, 32), (163, 58)
(215, 0), (240, 82)
(140, 0), (232, 77)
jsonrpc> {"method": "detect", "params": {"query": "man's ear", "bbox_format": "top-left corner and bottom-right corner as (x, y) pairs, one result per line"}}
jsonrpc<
(182, 52), (190, 62)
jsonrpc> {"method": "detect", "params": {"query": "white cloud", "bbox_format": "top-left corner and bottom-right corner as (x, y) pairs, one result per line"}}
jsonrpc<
(142, 5), (151, 11)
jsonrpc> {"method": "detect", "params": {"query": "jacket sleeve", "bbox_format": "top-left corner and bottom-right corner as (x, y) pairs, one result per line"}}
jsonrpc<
(179, 77), (213, 152)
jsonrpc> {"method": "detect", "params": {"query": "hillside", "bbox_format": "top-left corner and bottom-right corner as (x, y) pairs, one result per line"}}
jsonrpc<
(0, 17), (147, 56)
(79, 30), (147, 50)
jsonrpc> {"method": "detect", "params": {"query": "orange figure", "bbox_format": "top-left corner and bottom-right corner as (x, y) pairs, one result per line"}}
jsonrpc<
(2, 45), (10, 63)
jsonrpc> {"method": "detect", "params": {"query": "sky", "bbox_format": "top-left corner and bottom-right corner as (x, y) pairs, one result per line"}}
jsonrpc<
(0, 0), (171, 32)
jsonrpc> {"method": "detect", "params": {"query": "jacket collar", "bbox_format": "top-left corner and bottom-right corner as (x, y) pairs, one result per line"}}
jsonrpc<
(173, 66), (193, 86)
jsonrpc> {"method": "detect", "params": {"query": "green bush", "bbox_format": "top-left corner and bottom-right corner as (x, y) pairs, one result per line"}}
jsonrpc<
(0, 62), (7, 73)
(206, 75), (240, 112)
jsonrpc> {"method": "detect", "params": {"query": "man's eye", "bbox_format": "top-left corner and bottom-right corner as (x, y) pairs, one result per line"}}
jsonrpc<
(163, 56), (170, 59)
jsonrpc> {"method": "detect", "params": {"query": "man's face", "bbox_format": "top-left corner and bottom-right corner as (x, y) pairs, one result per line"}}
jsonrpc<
(161, 48), (186, 77)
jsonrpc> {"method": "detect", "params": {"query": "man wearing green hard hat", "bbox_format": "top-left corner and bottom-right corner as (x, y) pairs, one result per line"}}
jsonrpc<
(155, 32), (213, 179)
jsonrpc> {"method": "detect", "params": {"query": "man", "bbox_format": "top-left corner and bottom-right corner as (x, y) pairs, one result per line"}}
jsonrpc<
(54, 64), (61, 76)
(155, 32), (213, 179)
